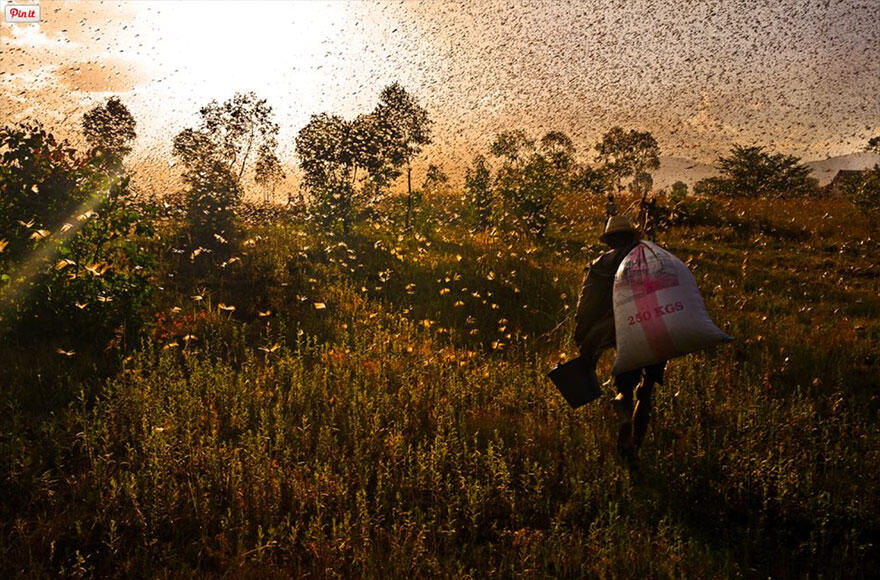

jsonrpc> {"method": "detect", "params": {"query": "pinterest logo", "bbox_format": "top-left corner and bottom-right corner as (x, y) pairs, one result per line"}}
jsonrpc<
(5, 4), (40, 23)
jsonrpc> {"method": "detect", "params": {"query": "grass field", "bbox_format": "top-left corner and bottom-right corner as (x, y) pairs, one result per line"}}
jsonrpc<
(1, 192), (878, 577)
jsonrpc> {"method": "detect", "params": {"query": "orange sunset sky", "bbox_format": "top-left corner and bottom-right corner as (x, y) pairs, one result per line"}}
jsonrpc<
(2, 0), (879, 194)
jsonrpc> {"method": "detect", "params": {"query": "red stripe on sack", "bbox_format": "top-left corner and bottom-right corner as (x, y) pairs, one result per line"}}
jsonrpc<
(630, 246), (677, 362)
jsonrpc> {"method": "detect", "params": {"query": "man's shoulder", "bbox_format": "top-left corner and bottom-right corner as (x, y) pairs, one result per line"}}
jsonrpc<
(587, 242), (640, 275)
(587, 249), (619, 275)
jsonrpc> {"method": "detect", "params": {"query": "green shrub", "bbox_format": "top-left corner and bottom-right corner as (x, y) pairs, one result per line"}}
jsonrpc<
(0, 121), (91, 263)
(842, 166), (880, 212)
(0, 121), (157, 349)
(667, 196), (720, 227)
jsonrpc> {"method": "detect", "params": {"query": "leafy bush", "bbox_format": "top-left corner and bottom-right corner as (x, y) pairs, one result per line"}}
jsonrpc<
(464, 154), (494, 229)
(693, 176), (733, 197)
(0, 121), (92, 263)
(841, 166), (880, 212)
(670, 180), (688, 202)
(696, 145), (818, 198)
(0, 121), (156, 348)
(182, 159), (242, 257)
(666, 196), (721, 227)
(34, 192), (156, 343)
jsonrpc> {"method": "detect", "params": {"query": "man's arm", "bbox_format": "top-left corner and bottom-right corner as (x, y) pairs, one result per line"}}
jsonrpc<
(573, 257), (614, 347)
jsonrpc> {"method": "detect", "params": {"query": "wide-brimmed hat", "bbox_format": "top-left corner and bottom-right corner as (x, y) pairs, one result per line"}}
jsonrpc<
(599, 215), (638, 243)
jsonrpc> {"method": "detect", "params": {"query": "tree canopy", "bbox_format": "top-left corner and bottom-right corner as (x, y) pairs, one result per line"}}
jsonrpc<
(594, 127), (660, 193)
(374, 83), (433, 229)
(294, 83), (432, 232)
(81, 96), (137, 167)
(490, 130), (574, 238)
(295, 113), (359, 231)
(700, 145), (817, 198)
(171, 93), (278, 252)
(374, 82), (432, 168)
(489, 130), (535, 164)
(176, 92), (280, 186)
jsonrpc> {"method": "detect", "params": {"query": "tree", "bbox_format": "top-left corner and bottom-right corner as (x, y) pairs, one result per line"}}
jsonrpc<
(373, 83), (433, 229)
(518, 153), (566, 237)
(841, 137), (880, 211)
(539, 131), (577, 176)
(423, 164), (447, 186)
(295, 113), (359, 232)
(180, 158), (242, 253)
(172, 128), (221, 177)
(293, 84), (432, 232)
(171, 93), (279, 251)
(490, 130), (534, 205)
(173, 125), (236, 253)
(489, 130), (535, 164)
(81, 96), (136, 168)
(670, 180), (688, 201)
(594, 127), (660, 194)
(349, 111), (402, 202)
(254, 145), (285, 203)
(464, 154), (493, 230)
(294, 109), (402, 233)
(194, 91), (280, 184)
(570, 164), (610, 197)
(172, 124), (240, 241)
(629, 171), (653, 197)
(840, 168), (880, 211)
(421, 164), (448, 196)
(490, 130), (571, 238)
(713, 145), (816, 198)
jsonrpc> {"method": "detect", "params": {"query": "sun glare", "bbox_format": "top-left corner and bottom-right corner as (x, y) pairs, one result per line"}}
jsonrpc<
(130, 1), (361, 137)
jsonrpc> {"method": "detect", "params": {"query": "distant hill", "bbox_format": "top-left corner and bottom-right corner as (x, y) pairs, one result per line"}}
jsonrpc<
(650, 152), (880, 190)
(805, 152), (880, 186)
(652, 157), (717, 189)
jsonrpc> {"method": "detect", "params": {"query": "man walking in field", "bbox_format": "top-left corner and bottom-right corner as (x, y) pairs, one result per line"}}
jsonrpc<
(574, 215), (666, 462)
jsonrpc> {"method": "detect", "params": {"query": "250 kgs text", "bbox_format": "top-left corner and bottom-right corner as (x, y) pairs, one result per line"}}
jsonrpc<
(627, 301), (684, 325)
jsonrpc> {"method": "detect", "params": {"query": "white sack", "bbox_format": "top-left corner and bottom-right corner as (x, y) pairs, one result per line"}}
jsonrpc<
(612, 241), (731, 375)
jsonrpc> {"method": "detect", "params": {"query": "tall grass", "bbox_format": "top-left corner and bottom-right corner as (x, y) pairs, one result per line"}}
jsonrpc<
(1, 193), (877, 577)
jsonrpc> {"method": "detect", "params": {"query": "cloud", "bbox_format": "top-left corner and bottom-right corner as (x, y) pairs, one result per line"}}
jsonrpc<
(4, 21), (75, 49)
(0, 1), (149, 137)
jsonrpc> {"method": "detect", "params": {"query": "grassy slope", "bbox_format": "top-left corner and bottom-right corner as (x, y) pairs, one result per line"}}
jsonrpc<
(1, 194), (878, 578)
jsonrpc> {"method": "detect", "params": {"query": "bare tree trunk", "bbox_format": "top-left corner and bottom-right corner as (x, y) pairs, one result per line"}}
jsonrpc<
(405, 162), (412, 230)
(238, 127), (255, 183)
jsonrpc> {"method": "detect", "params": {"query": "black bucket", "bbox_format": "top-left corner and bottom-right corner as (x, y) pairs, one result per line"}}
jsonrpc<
(547, 356), (602, 408)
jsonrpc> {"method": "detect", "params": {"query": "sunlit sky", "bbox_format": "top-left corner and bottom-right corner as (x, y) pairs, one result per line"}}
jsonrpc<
(2, 0), (879, 192)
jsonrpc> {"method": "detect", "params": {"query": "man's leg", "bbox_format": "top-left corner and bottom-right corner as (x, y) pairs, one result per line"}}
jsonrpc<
(613, 369), (640, 455)
(631, 362), (666, 450)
